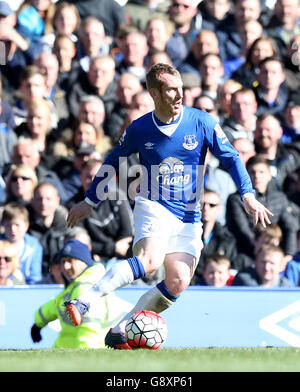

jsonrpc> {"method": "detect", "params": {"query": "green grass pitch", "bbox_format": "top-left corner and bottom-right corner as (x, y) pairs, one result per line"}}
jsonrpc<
(1, 347), (300, 372)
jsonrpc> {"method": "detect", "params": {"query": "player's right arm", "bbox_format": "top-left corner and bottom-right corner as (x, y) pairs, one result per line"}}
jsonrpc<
(67, 126), (137, 228)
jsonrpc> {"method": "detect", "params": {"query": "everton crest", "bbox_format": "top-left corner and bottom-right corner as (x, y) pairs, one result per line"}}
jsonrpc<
(183, 134), (198, 150)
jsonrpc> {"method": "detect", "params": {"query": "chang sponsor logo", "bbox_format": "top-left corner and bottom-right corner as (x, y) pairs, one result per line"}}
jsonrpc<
(157, 157), (190, 186)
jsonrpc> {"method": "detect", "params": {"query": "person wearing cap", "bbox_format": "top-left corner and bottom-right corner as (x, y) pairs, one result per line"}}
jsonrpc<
(30, 239), (132, 348)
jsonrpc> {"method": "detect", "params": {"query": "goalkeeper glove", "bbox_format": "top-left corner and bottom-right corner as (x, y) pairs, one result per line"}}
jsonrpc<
(31, 324), (42, 343)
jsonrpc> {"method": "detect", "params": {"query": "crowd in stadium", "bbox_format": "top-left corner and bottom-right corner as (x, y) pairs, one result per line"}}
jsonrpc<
(0, 0), (300, 289)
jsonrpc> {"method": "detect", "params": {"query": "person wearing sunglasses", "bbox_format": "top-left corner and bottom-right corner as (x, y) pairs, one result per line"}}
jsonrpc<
(0, 239), (25, 286)
(5, 164), (38, 207)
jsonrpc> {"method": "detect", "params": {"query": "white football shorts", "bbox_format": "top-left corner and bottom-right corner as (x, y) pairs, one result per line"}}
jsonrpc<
(133, 196), (203, 259)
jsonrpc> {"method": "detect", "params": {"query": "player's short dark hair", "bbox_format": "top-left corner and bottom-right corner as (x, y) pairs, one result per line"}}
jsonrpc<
(146, 63), (180, 90)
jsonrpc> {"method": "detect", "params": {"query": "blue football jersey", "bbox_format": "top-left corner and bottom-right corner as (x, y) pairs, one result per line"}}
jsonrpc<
(86, 106), (255, 223)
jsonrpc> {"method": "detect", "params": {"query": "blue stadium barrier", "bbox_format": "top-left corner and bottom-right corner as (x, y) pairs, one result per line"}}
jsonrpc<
(1, 285), (300, 349)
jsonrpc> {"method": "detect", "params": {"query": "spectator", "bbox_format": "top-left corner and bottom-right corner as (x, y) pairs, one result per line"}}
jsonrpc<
(105, 73), (143, 140)
(115, 30), (149, 83)
(223, 19), (263, 78)
(9, 137), (68, 204)
(146, 50), (173, 69)
(125, 0), (170, 31)
(231, 35), (278, 89)
(37, 253), (64, 284)
(12, 65), (47, 127)
(28, 181), (68, 275)
(38, 225), (93, 284)
(194, 94), (219, 120)
(40, 1), (80, 51)
(217, 0), (262, 62)
(38, 226), (92, 284)
(0, 74), (16, 131)
(0, 202), (43, 284)
(77, 17), (110, 72)
(31, 239), (132, 348)
(16, 0), (55, 44)
(14, 98), (57, 167)
(0, 239), (25, 285)
(232, 244), (293, 287)
(77, 95), (106, 131)
(254, 113), (300, 187)
(52, 34), (81, 93)
(144, 16), (175, 63)
(65, 0), (126, 38)
(5, 164), (38, 207)
(34, 52), (70, 131)
(231, 137), (256, 166)
(131, 90), (155, 115)
(281, 90), (300, 143)
(198, 0), (231, 32)
(51, 1), (80, 40)
(55, 94), (107, 152)
(266, 0), (300, 59)
(66, 158), (134, 262)
(0, 77), (17, 174)
(253, 56), (289, 122)
(198, 53), (225, 101)
(193, 188), (239, 282)
(54, 141), (101, 202)
(181, 73), (202, 107)
(71, 121), (112, 159)
(222, 88), (258, 143)
(0, 1), (43, 90)
(68, 54), (117, 120)
(167, 0), (202, 67)
(204, 150), (237, 225)
(226, 155), (299, 258)
(217, 79), (243, 122)
(195, 253), (234, 286)
(243, 222), (300, 287)
(64, 225), (93, 249)
(178, 29), (220, 75)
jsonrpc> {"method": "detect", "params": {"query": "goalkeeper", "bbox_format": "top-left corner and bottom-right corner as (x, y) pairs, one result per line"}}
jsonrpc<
(30, 239), (132, 348)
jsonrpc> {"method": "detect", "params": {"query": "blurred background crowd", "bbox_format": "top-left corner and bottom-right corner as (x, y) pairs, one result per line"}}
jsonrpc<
(0, 0), (300, 289)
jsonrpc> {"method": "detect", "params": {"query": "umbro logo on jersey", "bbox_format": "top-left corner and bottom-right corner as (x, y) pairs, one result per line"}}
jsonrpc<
(144, 142), (154, 149)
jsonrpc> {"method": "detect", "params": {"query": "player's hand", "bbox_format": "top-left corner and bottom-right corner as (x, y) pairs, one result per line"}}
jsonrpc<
(31, 324), (42, 343)
(67, 200), (93, 228)
(243, 194), (274, 227)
